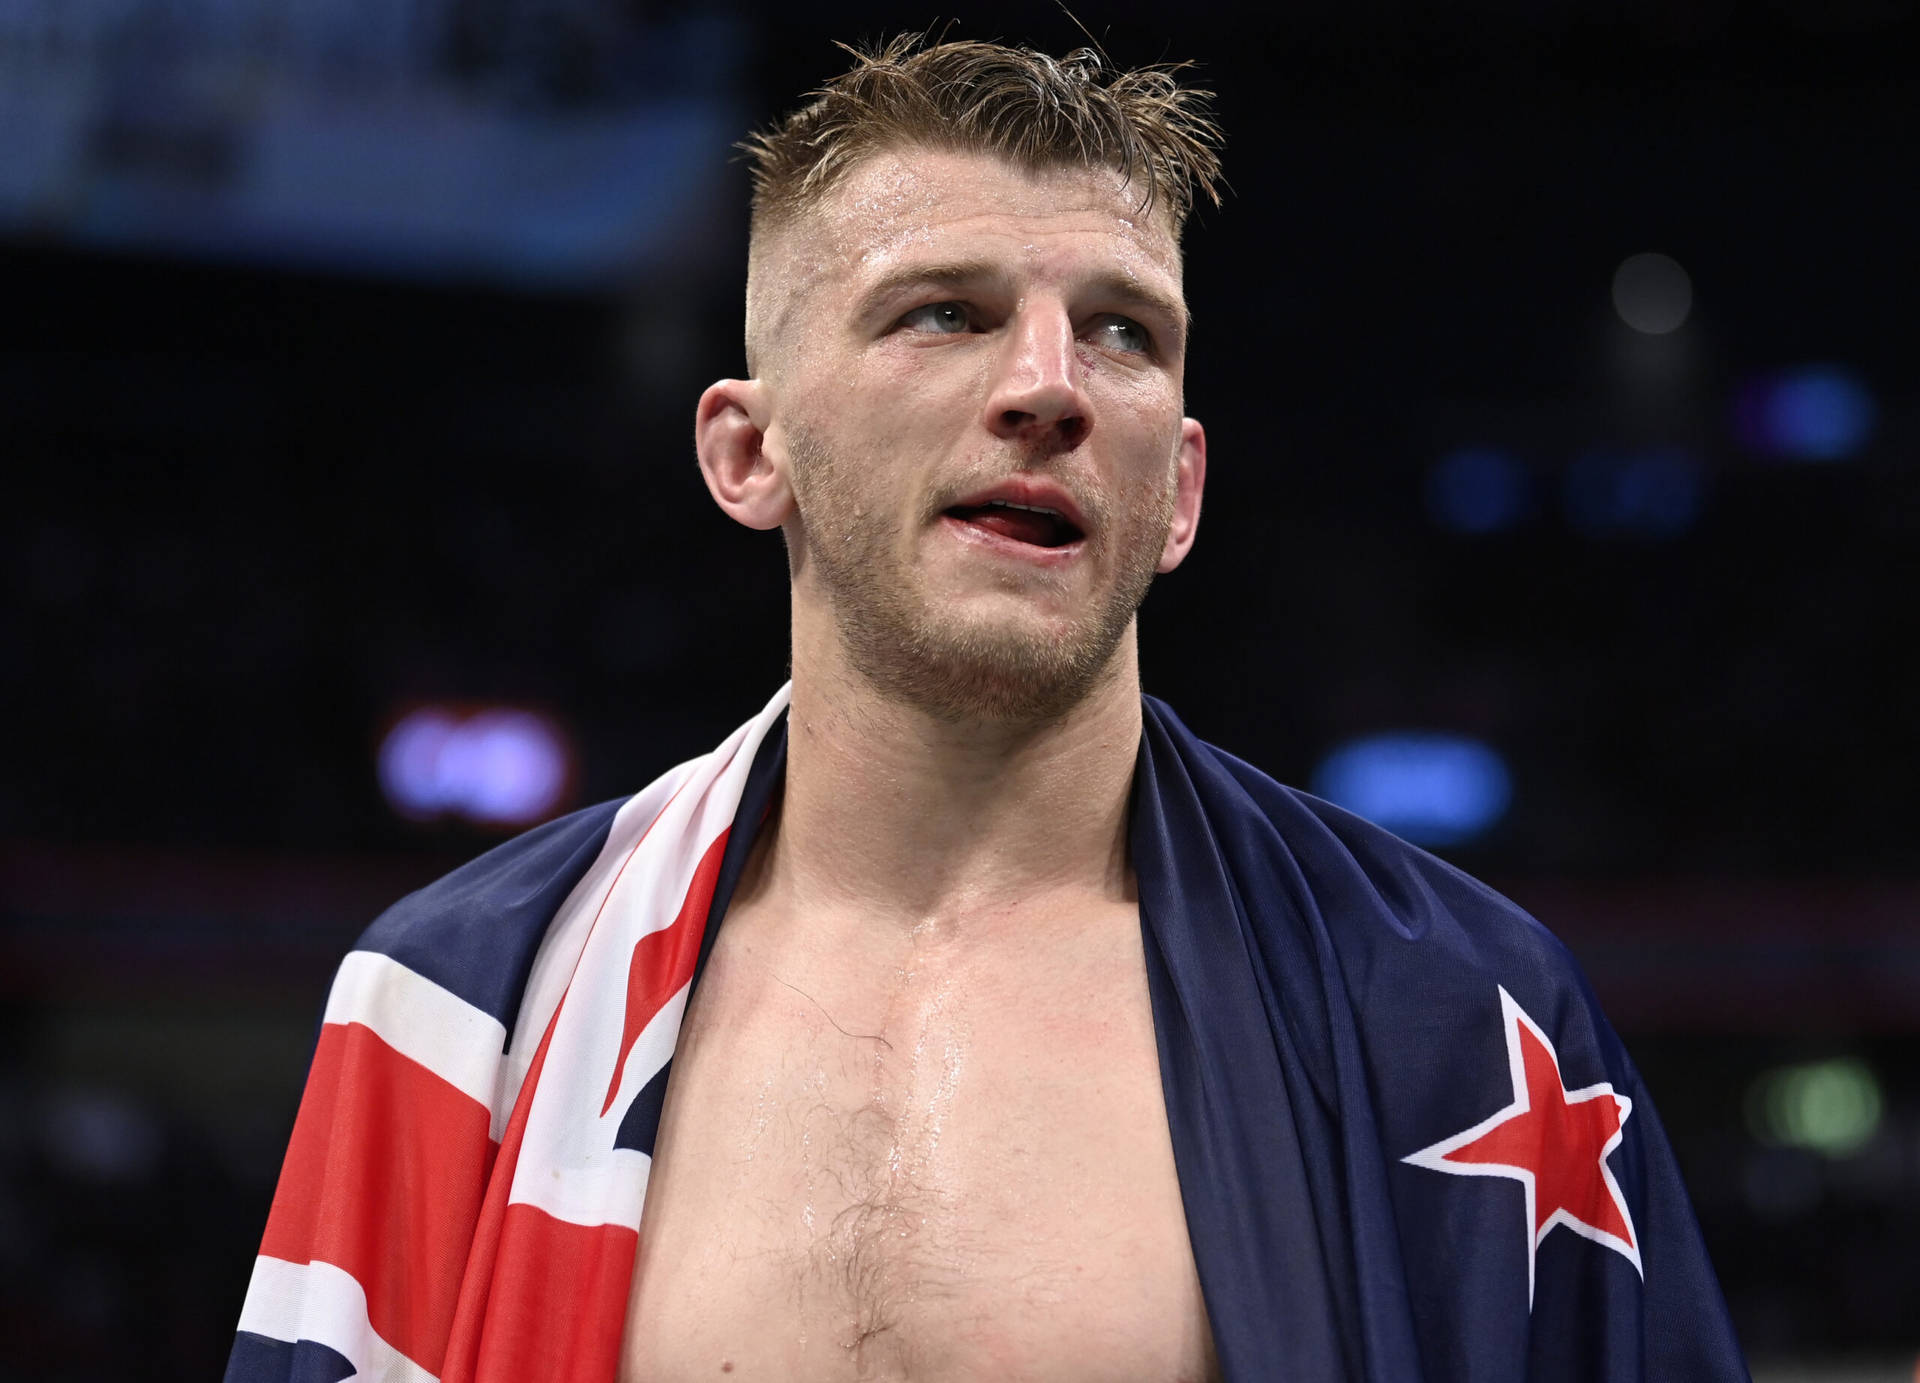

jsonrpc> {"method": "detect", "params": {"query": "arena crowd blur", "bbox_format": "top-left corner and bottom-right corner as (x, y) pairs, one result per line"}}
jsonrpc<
(2, 1), (1916, 1378)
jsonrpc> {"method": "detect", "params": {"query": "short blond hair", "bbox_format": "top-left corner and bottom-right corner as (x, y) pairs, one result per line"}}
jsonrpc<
(740, 33), (1226, 242)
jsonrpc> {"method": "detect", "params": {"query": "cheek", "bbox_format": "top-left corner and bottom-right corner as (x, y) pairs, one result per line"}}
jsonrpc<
(817, 349), (958, 438)
(1109, 394), (1184, 486)
(842, 365), (977, 485)
(1101, 426), (1183, 545)
(879, 335), (1002, 409)
(787, 412), (921, 532)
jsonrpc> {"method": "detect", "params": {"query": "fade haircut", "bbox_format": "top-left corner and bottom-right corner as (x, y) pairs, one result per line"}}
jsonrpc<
(741, 33), (1226, 242)
(736, 34), (1224, 374)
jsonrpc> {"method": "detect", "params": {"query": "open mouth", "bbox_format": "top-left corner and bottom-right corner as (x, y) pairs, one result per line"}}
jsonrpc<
(942, 499), (1085, 549)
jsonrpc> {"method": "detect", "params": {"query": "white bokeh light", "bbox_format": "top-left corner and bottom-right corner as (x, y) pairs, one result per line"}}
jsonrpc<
(1611, 251), (1693, 335)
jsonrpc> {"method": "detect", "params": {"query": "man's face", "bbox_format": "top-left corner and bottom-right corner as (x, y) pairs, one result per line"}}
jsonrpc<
(751, 148), (1203, 722)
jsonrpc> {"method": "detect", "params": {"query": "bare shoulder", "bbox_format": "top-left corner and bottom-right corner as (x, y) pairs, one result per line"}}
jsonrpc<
(621, 894), (1220, 1382)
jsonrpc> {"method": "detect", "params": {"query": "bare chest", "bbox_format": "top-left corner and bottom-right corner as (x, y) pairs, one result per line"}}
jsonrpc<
(619, 906), (1218, 1383)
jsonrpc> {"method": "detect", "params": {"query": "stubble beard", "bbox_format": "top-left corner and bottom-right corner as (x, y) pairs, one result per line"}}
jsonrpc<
(786, 425), (1176, 725)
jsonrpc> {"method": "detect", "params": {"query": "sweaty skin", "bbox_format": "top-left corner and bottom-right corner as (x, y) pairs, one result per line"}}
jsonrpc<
(620, 149), (1216, 1381)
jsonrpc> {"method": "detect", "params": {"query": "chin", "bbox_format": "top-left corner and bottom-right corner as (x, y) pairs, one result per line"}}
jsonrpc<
(842, 601), (1133, 725)
(797, 496), (1158, 724)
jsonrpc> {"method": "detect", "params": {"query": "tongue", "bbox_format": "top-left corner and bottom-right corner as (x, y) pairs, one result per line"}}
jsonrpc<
(962, 508), (1059, 546)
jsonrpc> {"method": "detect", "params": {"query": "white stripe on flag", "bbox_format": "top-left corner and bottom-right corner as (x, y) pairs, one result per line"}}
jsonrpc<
(506, 980), (689, 1230)
(503, 758), (702, 1116)
(323, 951), (505, 1117)
(237, 1255), (439, 1383)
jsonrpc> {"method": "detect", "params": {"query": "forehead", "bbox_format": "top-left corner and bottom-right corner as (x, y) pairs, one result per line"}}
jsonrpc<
(775, 148), (1184, 306)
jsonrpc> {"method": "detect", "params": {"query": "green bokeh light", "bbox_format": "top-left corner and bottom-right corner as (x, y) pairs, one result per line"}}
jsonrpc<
(1746, 1058), (1883, 1158)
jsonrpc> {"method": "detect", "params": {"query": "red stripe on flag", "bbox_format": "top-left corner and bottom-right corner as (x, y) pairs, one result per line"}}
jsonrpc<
(260, 1021), (497, 1376)
(598, 828), (729, 1115)
(469, 1204), (638, 1383)
(443, 1007), (637, 1383)
(441, 1004), (556, 1383)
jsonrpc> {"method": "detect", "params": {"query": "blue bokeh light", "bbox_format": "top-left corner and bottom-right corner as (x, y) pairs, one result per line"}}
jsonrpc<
(379, 705), (571, 827)
(1737, 366), (1877, 461)
(1427, 447), (1530, 535)
(1311, 732), (1513, 847)
(1564, 446), (1705, 538)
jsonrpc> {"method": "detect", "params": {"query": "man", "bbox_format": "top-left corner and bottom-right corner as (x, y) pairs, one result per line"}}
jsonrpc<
(229, 35), (1749, 1383)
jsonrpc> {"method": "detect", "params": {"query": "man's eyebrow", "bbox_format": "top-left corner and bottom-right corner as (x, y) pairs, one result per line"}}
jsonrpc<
(853, 259), (1003, 318)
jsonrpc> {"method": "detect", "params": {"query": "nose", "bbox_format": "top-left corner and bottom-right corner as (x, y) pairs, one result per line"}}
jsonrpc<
(983, 302), (1090, 452)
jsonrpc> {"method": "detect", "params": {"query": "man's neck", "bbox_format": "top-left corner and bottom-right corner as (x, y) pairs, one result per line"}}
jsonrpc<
(758, 630), (1144, 937)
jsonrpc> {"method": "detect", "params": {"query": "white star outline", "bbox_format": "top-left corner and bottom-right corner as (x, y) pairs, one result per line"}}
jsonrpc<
(1400, 985), (1643, 1306)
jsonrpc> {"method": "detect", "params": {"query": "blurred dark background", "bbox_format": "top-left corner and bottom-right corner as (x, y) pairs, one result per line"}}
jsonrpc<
(3, 0), (1917, 1377)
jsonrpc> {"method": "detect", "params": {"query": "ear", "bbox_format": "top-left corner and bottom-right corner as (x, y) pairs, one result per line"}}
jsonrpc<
(696, 378), (792, 531)
(1156, 417), (1207, 573)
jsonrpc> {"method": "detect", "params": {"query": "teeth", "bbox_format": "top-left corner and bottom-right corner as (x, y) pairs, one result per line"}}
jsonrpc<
(983, 499), (1062, 517)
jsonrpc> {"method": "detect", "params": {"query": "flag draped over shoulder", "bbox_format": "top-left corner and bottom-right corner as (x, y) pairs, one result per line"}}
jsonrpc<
(229, 685), (1748, 1383)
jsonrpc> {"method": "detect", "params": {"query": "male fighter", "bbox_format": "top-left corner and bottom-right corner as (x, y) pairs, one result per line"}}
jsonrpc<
(229, 35), (1749, 1383)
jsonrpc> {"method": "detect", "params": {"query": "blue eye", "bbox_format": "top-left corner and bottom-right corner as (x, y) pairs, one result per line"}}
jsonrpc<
(900, 302), (973, 334)
(1089, 315), (1151, 354)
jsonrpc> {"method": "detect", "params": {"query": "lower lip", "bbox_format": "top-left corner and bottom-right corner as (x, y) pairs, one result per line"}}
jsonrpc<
(938, 514), (1086, 568)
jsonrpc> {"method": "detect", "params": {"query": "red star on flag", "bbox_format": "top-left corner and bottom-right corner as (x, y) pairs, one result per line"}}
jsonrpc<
(1403, 986), (1642, 1304)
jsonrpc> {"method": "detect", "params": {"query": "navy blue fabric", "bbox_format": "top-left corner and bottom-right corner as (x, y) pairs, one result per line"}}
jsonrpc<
(356, 799), (623, 1038)
(615, 1060), (676, 1157)
(1133, 696), (1748, 1382)
(690, 721), (788, 998)
(224, 1332), (354, 1383)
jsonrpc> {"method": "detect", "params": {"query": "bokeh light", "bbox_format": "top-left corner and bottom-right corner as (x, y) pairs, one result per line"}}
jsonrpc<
(1611, 251), (1694, 335)
(1311, 732), (1513, 847)
(1745, 1057), (1884, 1158)
(1564, 446), (1706, 538)
(1735, 365), (1878, 461)
(1426, 446), (1531, 535)
(378, 705), (573, 828)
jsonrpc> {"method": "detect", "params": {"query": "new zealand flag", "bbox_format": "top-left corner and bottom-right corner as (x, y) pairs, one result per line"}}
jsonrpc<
(229, 687), (1749, 1382)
